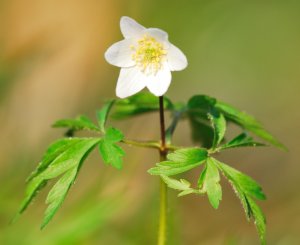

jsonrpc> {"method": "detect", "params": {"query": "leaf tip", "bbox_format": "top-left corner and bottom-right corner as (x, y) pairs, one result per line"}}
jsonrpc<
(278, 143), (288, 152)
(10, 213), (20, 225)
(147, 168), (156, 175)
(40, 222), (47, 230)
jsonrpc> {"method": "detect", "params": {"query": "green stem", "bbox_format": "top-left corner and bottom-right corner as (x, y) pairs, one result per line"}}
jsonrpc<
(121, 139), (180, 151)
(165, 110), (184, 144)
(158, 96), (168, 245)
(158, 174), (167, 245)
(121, 139), (160, 149)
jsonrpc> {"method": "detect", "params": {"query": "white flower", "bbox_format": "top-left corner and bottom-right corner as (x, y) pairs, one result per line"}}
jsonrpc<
(104, 16), (188, 98)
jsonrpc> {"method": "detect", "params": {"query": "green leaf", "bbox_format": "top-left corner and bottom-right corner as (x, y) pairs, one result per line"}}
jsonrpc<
(247, 197), (266, 245)
(38, 138), (100, 180)
(229, 184), (252, 219)
(215, 159), (266, 200)
(148, 148), (208, 176)
(96, 100), (115, 133)
(199, 158), (222, 209)
(27, 138), (82, 181)
(111, 92), (173, 119)
(212, 158), (266, 244)
(17, 177), (46, 215)
(227, 184), (266, 244)
(208, 110), (226, 149)
(197, 164), (207, 188)
(167, 148), (208, 163)
(220, 133), (265, 150)
(189, 116), (214, 148)
(98, 141), (125, 169)
(160, 175), (202, 197)
(17, 138), (100, 223)
(41, 167), (78, 229)
(161, 175), (191, 191)
(104, 127), (124, 142)
(148, 161), (204, 176)
(52, 115), (99, 132)
(186, 94), (285, 151)
(215, 101), (286, 150)
(187, 95), (216, 112)
(98, 127), (125, 169)
(187, 95), (217, 148)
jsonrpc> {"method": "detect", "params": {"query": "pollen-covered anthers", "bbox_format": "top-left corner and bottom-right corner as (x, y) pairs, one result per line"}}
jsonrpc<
(131, 34), (167, 75)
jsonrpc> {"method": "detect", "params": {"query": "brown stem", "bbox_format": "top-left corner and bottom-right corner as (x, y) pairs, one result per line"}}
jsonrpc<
(158, 96), (168, 245)
(159, 96), (167, 153)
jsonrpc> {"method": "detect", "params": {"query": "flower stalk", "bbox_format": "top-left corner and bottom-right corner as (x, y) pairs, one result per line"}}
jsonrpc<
(158, 96), (168, 245)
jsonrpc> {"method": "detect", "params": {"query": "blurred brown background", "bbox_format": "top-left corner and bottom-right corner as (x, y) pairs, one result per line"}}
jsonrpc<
(0, 0), (299, 244)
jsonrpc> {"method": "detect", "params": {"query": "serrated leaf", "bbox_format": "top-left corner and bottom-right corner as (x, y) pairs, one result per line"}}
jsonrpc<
(208, 110), (226, 149)
(160, 175), (191, 192)
(148, 148), (208, 176)
(111, 92), (173, 119)
(96, 100), (115, 133)
(161, 175), (204, 197)
(104, 127), (124, 142)
(225, 180), (266, 244)
(215, 101), (286, 150)
(186, 94), (285, 151)
(220, 133), (265, 150)
(148, 161), (204, 176)
(178, 189), (196, 197)
(52, 115), (99, 132)
(27, 138), (82, 181)
(212, 158), (266, 244)
(41, 167), (78, 229)
(167, 148), (208, 164)
(99, 141), (125, 169)
(98, 127), (125, 169)
(231, 184), (252, 220)
(200, 158), (222, 209)
(161, 175), (191, 191)
(38, 138), (100, 180)
(247, 197), (266, 245)
(17, 138), (100, 220)
(17, 177), (46, 215)
(215, 159), (266, 200)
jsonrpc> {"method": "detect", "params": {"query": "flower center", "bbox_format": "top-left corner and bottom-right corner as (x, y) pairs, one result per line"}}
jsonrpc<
(131, 34), (167, 75)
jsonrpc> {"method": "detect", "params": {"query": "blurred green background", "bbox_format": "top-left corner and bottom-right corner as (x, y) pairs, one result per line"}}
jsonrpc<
(0, 0), (299, 244)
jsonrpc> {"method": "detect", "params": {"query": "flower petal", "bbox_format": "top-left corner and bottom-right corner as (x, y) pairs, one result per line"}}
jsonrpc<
(145, 28), (168, 41)
(144, 28), (170, 48)
(120, 16), (145, 39)
(167, 44), (188, 71)
(104, 39), (135, 67)
(146, 65), (172, 96)
(116, 67), (147, 98)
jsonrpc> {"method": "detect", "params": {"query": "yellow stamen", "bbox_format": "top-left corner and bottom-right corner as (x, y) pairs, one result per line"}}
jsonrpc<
(131, 34), (167, 75)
